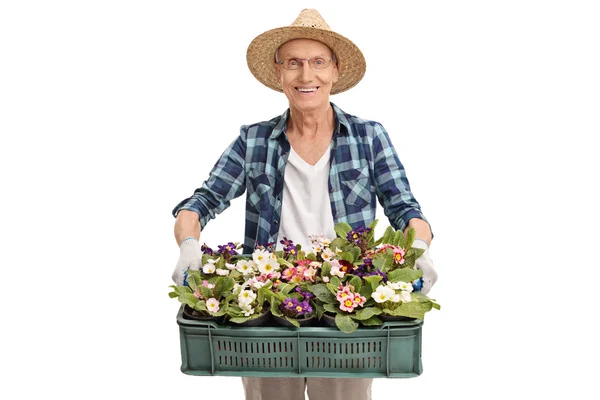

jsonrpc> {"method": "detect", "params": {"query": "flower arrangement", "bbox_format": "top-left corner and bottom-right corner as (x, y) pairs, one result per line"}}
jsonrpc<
(169, 219), (439, 332)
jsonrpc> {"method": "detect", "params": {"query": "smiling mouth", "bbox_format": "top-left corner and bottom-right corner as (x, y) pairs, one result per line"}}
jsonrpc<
(295, 86), (320, 93)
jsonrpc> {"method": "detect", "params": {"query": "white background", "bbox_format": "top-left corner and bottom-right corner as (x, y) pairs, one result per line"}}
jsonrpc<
(1, 1), (599, 399)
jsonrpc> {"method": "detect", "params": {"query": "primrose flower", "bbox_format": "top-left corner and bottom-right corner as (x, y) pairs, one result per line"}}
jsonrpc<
(258, 258), (280, 275)
(215, 268), (229, 276)
(238, 290), (257, 305)
(321, 248), (336, 261)
(400, 291), (412, 303)
(252, 249), (271, 265)
(393, 247), (406, 264)
(206, 298), (220, 314)
(236, 260), (254, 274)
(202, 263), (216, 274)
(241, 303), (255, 317)
(373, 285), (395, 303)
(340, 294), (356, 312)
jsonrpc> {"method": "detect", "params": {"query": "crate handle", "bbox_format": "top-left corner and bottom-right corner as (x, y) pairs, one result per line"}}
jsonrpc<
(208, 324), (215, 375)
(296, 331), (301, 375)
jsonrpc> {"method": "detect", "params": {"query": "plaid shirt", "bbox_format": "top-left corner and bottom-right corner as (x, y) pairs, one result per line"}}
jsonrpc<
(173, 103), (428, 254)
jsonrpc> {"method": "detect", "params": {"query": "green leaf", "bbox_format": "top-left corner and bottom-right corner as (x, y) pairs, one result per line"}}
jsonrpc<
(351, 246), (361, 262)
(315, 303), (325, 319)
(387, 268), (423, 283)
(330, 276), (341, 288)
(358, 283), (373, 300)
(306, 252), (317, 261)
(340, 251), (354, 263)
(349, 275), (362, 292)
(168, 291), (178, 299)
(179, 293), (199, 308)
(393, 230), (405, 247)
(336, 314), (359, 334)
(360, 315), (383, 326)
(270, 297), (283, 316)
(214, 277), (235, 299)
(279, 283), (297, 296)
(383, 301), (427, 319)
(405, 227), (416, 249)
(229, 317), (251, 324)
(200, 285), (213, 299)
(321, 261), (332, 277)
(352, 307), (382, 320)
(329, 238), (346, 252)
(326, 283), (338, 296)
(186, 274), (202, 291)
(334, 222), (353, 240)
(323, 303), (339, 314)
(363, 275), (383, 290)
(381, 226), (395, 245)
(285, 316), (301, 327)
(311, 284), (336, 303)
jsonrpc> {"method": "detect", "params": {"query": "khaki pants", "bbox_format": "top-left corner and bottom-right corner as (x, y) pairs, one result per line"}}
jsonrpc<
(242, 377), (373, 400)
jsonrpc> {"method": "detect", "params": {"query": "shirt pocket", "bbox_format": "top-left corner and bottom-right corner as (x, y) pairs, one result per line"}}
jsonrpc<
(339, 165), (373, 209)
(247, 169), (275, 210)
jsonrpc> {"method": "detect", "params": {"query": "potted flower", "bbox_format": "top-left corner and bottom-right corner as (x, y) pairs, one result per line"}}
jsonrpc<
(259, 283), (316, 327)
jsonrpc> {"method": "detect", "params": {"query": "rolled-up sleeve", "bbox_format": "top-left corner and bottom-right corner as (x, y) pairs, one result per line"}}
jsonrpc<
(172, 129), (247, 229)
(372, 123), (431, 233)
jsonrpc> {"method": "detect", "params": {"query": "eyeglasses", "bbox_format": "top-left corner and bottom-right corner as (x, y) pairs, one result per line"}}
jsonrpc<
(276, 57), (334, 70)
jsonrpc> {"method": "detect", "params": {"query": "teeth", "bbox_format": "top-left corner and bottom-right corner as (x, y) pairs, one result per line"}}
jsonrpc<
(297, 87), (317, 92)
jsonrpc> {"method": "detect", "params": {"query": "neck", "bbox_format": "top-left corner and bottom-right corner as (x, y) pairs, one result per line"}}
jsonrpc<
(287, 103), (335, 137)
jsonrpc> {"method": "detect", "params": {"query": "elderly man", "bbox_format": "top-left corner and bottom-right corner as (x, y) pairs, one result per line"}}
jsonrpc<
(172, 9), (437, 400)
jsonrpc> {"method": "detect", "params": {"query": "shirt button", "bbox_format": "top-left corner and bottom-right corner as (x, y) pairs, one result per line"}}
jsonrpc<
(329, 187), (334, 192)
(274, 220), (279, 225)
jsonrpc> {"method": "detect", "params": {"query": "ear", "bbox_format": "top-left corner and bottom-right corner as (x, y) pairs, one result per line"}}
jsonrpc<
(274, 64), (283, 87)
(332, 63), (339, 84)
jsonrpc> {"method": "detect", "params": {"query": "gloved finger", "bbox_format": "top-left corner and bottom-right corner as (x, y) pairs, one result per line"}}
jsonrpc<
(188, 257), (202, 271)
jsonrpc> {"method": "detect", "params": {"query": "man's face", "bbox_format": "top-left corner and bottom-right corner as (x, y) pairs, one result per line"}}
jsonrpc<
(275, 39), (339, 112)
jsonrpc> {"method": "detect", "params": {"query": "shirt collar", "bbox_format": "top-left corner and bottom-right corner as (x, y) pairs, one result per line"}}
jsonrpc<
(269, 102), (351, 140)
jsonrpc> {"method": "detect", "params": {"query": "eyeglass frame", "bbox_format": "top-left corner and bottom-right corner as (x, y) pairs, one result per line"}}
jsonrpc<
(274, 54), (337, 71)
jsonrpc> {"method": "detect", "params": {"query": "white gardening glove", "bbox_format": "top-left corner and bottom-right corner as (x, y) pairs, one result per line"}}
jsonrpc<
(412, 239), (438, 295)
(172, 238), (203, 286)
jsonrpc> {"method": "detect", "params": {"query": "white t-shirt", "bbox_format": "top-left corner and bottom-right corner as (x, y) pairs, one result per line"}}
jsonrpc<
(275, 146), (336, 251)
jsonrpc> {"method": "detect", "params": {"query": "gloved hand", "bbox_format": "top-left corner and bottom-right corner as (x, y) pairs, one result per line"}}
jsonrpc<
(411, 239), (438, 295)
(172, 238), (203, 286)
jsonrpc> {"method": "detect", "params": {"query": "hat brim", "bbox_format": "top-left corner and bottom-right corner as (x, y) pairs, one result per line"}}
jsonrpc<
(246, 26), (366, 95)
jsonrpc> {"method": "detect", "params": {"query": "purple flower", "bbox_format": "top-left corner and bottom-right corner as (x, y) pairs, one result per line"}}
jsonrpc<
(217, 242), (238, 256)
(201, 244), (214, 255)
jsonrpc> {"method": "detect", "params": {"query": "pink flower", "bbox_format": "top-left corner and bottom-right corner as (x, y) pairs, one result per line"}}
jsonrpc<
(340, 294), (356, 312)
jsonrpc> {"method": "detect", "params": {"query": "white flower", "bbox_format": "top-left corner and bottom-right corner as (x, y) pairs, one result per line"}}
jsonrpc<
(252, 249), (271, 265)
(329, 260), (345, 278)
(400, 291), (412, 303)
(216, 268), (229, 276)
(310, 261), (322, 268)
(258, 259), (280, 275)
(322, 276), (330, 283)
(238, 290), (257, 305)
(398, 281), (413, 293)
(391, 294), (401, 303)
(206, 298), (220, 314)
(321, 248), (336, 261)
(206, 259), (217, 264)
(387, 281), (402, 290)
(236, 260), (254, 275)
(225, 262), (237, 270)
(372, 285), (395, 303)
(241, 303), (255, 317)
(202, 263), (216, 274)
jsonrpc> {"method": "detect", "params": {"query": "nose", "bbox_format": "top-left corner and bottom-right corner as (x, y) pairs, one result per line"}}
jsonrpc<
(299, 61), (315, 82)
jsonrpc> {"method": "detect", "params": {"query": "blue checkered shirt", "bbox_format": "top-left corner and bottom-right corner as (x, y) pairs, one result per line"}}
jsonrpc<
(173, 103), (429, 254)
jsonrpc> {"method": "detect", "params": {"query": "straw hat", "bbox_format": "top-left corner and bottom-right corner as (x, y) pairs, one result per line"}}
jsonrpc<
(246, 9), (366, 95)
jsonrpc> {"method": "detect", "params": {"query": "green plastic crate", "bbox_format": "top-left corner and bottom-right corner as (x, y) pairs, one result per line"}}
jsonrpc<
(176, 306), (424, 378)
